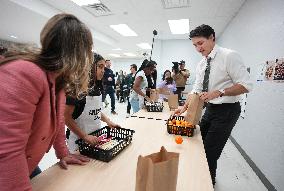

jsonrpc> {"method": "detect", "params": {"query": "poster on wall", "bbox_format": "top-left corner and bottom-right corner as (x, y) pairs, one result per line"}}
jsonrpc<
(260, 58), (284, 82)
(273, 58), (284, 81)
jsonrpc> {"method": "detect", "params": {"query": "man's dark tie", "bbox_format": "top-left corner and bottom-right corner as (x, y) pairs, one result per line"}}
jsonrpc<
(202, 57), (212, 92)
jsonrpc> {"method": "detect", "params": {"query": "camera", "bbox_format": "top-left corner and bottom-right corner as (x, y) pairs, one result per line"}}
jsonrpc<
(172, 60), (186, 74)
(172, 62), (180, 73)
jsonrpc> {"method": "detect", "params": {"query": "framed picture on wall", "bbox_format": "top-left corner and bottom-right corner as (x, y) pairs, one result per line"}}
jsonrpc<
(264, 60), (275, 81)
(273, 58), (284, 81)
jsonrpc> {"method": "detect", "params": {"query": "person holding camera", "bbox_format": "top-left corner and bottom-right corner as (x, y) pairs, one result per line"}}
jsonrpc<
(172, 60), (190, 100)
(175, 24), (252, 186)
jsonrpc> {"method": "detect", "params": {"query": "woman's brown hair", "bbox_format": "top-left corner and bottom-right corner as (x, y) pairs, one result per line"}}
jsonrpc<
(0, 13), (93, 98)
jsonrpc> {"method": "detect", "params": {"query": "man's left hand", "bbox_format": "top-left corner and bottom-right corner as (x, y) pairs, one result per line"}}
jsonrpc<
(59, 154), (90, 169)
(200, 90), (221, 102)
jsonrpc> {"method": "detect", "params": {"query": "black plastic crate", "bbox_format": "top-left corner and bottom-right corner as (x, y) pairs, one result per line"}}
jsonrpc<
(76, 126), (135, 162)
(167, 116), (195, 137)
(145, 101), (164, 112)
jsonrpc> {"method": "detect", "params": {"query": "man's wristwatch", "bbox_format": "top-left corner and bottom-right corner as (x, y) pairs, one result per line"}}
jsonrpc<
(219, 89), (225, 97)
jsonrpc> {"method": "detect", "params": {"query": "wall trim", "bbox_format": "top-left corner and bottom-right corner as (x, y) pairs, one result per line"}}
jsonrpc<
(229, 136), (277, 191)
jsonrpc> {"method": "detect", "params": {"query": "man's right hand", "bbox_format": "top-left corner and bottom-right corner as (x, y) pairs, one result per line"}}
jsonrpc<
(83, 135), (100, 145)
(108, 77), (112, 81)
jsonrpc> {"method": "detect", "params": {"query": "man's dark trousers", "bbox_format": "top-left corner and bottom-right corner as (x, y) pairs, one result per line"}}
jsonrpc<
(102, 86), (116, 112)
(199, 102), (241, 184)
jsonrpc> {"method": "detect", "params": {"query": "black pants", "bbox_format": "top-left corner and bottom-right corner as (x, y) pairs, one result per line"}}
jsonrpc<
(102, 86), (116, 112)
(199, 102), (241, 184)
(175, 87), (185, 100)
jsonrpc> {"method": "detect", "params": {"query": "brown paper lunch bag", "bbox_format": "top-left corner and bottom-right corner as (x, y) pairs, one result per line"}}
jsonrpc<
(184, 93), (204, 125)
(167, 94), (179, 110)
(135, 146), (179, 191)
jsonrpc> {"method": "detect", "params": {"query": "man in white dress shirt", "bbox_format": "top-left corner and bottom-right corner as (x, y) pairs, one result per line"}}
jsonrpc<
(175, 24), (253, 186)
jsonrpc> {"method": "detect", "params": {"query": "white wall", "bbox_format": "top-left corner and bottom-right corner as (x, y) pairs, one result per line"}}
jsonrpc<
(218, 0), (284, 190)
(158, 39), (202, 84)
(111, 59), (143, 75)
(111, 39), (202, 88)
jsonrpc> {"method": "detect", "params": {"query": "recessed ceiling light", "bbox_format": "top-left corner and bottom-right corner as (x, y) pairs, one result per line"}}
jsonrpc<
(124, 53), (136, 57)
(10, 35), (18, 39)
(71, 0), (100, 6)
(110, 24), (138, 37)
(112, 48), (122, 51)
(108, 53), (121, 57)
(168, 19), (189, 34)
(136, 43), (151, 50)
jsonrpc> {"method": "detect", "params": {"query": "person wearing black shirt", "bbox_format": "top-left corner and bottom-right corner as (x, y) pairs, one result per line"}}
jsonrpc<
(102, 59), (117, 114)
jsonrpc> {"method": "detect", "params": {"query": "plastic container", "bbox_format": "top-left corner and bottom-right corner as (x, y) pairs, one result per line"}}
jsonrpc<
(145, 101), (164, 112)
(167, 116), (195, 137)
(76, 126), (135, 162)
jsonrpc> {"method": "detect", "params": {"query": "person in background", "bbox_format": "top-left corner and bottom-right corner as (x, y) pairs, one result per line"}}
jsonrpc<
(157, 70), (177, 100)
(102, 59), (117, 114)
(0, 13), (93, 190)
(0, 46), (8, 60)
(175, 24), (252, 186)
(125, 64), (137, 115)
(172, 60), (190, 100)
(65, 53), (120, 153)
(129, 60), (156, 113)
(146, 61), (157, 97)
(115, 70), (125, 101)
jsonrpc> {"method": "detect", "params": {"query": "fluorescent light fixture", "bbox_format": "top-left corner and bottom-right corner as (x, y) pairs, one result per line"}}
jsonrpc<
(108, 53), (121, 57)
(112, 48), (122, 51)
(71, 0), (100, 6)
(124, 53), (136, 57)
(168, 19), (189, 34)
(10, 35), (17, 39)
(110, 24), (138, 37)
(136, 43), (151, 50)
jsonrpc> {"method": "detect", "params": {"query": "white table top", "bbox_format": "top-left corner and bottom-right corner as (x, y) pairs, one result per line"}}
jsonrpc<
(31, 107), (213, 191)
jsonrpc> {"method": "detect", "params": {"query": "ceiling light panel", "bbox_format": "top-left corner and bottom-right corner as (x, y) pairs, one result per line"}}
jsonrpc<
(124, 53), (136, 57)
(161, 0), (190, 9)
(112, 48), (122, 51)
(108, 53), (121, 57)
(137, 43), (151, 50)
(168, 19), (189, 34)
(110, 24), (138, 37)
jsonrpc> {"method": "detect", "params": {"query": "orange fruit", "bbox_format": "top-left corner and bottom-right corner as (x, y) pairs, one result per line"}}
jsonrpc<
(175, 136), (183, 144)
(172, 119), (176, 125)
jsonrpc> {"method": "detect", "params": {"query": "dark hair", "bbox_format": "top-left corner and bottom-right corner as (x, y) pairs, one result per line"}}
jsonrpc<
(89, 53), (104, 96)
(162, 70), (173, 85)
(189, 24), (215, 41)
(131, 64), (137, 71)
(134, 59), (156, 81)
(0, 47), (8, 55)
(162, 70), (171, 81)
(0, 14), (93, 98)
